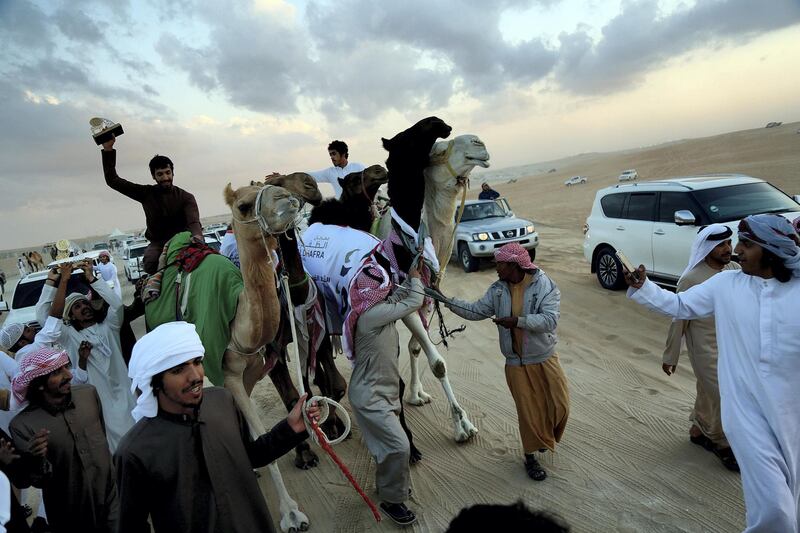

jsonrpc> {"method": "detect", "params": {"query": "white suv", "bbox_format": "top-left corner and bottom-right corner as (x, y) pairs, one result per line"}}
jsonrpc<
(583, 175), (800, 289)
(122, 240), (150, 282)
(618, 169), (638, 181)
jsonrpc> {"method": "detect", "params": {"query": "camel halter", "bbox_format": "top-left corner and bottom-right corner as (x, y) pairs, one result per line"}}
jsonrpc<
(230, 184), (296, 236)
(278, 229), (381, 523)
(430, 139), (469, 283)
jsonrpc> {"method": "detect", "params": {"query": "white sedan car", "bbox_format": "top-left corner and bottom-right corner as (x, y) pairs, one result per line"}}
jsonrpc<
(564, 176), (588, 186)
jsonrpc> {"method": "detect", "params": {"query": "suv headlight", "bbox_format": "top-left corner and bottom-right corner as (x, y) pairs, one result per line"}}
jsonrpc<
(526, 225), (535, 234)
(472, 232), (490, 241)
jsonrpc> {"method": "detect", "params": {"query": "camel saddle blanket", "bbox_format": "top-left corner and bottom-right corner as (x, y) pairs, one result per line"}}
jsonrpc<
(145, 232), (243, 386)
(299, 223), (381, 334)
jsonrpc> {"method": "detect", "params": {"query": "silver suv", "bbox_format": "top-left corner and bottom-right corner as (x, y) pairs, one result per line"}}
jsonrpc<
(583, 174), (800, 289)
(452, 198), (538, 272)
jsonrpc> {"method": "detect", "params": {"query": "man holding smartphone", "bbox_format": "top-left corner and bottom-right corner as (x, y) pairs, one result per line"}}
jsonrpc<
(625, 214), (800, 532)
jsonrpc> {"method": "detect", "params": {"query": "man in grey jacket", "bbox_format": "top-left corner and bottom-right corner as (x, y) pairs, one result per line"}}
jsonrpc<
(443, 243), (569, 481)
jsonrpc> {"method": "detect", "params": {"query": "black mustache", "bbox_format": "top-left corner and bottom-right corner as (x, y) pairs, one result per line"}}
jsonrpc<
(182, 380), (203, 393)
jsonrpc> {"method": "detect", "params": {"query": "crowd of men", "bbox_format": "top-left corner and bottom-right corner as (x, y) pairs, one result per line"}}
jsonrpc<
(0, 130), (798, 533)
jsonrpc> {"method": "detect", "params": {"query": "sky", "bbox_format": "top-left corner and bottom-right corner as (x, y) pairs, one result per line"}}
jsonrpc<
(1, 0), (799, 249)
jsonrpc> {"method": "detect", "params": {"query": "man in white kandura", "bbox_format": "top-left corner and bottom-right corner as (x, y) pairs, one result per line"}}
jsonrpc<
(626, 214), (800, 533)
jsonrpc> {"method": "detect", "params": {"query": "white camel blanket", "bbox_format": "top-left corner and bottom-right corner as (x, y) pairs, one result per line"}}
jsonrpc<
(299, 223), (382, 334)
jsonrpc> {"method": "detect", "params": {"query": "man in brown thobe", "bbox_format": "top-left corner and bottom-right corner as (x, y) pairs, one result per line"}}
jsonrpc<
(9, 346), (119, 533)
(662, 223), (740, 471)
(114, 321), (319, 533)
(100, 134), (203, 274)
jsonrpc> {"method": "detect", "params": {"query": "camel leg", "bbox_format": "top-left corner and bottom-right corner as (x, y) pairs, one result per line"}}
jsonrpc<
(268, 357), (319, 470)
(405, 337), (432, 405)
(223, 349), (310, 533)
(401, 314), (478, 443)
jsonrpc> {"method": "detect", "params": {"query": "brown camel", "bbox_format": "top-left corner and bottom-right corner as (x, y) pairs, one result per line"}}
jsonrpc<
(222, 182), (311, 533)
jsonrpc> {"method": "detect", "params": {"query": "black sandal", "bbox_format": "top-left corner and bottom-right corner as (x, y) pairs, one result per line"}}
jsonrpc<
(690, 433), (714, 451)
(380, 502), (417, 526)
(713, 447), (740, 472)
(524, 455), (547, 481)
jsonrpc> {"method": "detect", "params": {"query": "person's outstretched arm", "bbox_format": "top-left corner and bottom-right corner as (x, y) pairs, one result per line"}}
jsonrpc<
(445, 285), (496, 321)
(626, 265), (716, 321)
(101, 135), (147, 201)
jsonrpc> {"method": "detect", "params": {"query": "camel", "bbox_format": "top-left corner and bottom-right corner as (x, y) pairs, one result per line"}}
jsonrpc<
(308, 165), (388, 231)
(220, 181), (316, 533)
(380, 118), (490, 443)
(26, 251), (45, 272)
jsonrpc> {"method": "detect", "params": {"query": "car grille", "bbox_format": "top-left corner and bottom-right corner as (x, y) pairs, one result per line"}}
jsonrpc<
(487, 228), (530, 240)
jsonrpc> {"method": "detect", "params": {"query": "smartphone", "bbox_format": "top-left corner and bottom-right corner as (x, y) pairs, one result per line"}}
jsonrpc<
(615, 251), (639, 282)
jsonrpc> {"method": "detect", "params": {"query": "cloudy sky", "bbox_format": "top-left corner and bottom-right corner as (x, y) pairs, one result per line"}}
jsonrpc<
(1, 0), (799, 249)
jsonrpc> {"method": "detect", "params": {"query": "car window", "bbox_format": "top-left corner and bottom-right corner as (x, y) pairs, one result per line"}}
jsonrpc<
(624, 193), (656, 221)
(600, 193), (627, 218)
(460, 202), (507, 221)
(12, 275), (92, 310)
(128, 246), (147, 259)
(692, 182), (800, 223)
(658, 192), (698, 223)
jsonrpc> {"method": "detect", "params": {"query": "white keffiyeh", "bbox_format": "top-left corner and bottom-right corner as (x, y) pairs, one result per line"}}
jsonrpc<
(129, 321), (205, 421)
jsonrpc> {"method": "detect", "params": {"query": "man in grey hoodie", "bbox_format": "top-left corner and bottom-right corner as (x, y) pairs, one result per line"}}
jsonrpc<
(443, 243), (569, 481)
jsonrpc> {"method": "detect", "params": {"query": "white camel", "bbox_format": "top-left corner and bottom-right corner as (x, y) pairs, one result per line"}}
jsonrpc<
(385, 134), (491, 442)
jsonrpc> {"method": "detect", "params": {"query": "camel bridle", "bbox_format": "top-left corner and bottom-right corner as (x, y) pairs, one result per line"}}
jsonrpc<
(230, 184), (300, 236)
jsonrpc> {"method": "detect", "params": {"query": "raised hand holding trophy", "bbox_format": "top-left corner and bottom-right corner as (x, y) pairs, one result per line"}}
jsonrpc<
(89, 117), (124, 145)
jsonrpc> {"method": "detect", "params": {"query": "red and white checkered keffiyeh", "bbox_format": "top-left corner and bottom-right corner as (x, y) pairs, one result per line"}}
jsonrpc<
(11, 346), (70, 409)
(342, 262), (393, 363)
(494, 242), (537, 271)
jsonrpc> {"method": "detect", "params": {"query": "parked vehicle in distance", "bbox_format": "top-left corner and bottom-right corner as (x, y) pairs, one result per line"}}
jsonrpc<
(204, 223), (228, 241)
(564, 176), (588, 186)
(618, 169), (638, 182)
(91, 241), (111, 251)
(583, 174), (800, 290)
(452, 198), (538, 272)
(122, 240), (150, 282)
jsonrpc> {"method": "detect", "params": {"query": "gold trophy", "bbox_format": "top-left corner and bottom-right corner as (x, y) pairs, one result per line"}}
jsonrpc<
(90, 117), (124, 145)
(55, 239), (71, 260)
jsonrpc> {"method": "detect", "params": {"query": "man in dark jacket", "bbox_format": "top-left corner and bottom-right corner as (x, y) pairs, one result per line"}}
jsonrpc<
(115, 321), (320, 533)
(478, 182), (500, 200)
(100, 134), (203, 274)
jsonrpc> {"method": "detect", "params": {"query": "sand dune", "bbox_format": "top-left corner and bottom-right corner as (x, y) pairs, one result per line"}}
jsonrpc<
(3, 122), (800, 532)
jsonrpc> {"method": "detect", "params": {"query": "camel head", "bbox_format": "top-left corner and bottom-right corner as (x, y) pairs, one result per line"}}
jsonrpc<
(427, 134), (490, 189)
(263, 172), (323, 207)
(381, 116), (452, 163)
(224, 183), (301, 239)
(338, 164), (388, 202)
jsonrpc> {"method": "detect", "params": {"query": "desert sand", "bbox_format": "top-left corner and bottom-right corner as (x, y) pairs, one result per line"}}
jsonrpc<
(3, 122), (799, 532)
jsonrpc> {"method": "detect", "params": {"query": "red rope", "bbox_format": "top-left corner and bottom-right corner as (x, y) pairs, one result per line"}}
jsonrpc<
(310, 421), (382, 522)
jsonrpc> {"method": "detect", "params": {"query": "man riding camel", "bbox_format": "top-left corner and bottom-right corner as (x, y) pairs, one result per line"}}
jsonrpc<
(100, 134), (203, 275)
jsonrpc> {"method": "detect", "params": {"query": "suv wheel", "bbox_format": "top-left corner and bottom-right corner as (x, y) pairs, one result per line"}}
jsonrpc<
(528, 248), (536, 262)
(459, 243), (479, 273)
(596, 247), (625, 290)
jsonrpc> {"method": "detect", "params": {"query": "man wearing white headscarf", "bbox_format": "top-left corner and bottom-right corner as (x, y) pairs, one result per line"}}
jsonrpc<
(34, 261), (134, 452)
(662, 224), (740, 471)
(115, 321), (320, 533)
(626, 214), (800, 532)
(95, 251), (122, 299)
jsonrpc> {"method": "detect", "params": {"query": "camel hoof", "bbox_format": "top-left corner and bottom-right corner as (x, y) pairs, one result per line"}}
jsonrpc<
(281, 509), (309, 533)
(430, 358), (446, 379)
(454, 416), (478, 443)
(407, 388), (432, 406)
(294, 445), (319, 470)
